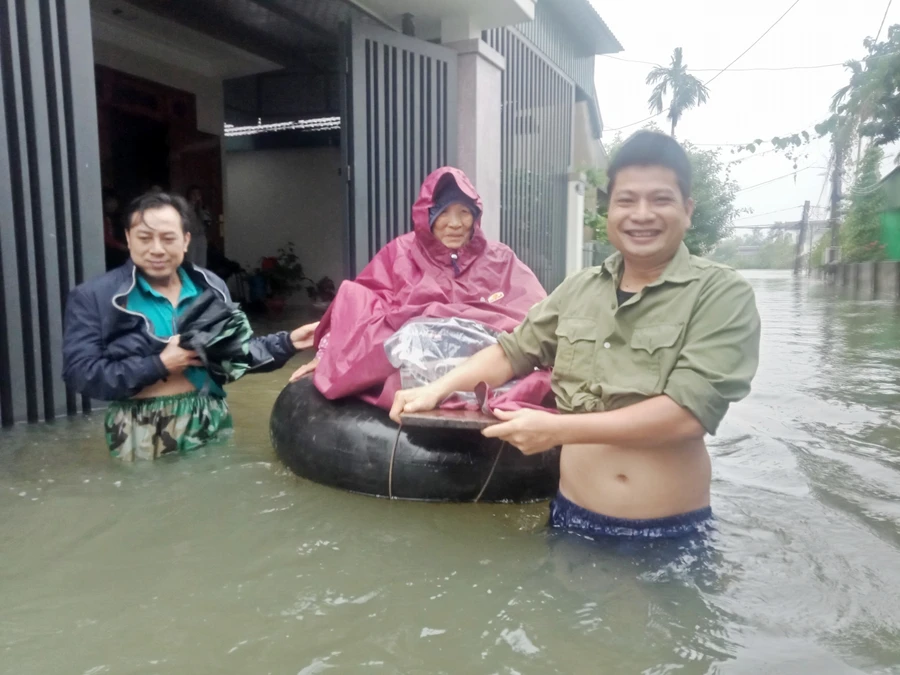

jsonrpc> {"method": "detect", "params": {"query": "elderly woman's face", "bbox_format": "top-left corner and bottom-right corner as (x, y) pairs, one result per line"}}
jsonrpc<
(432, 202), (475, 249)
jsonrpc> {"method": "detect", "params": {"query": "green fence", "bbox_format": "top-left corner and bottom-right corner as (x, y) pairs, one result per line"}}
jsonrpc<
(882, 209), (900, 260)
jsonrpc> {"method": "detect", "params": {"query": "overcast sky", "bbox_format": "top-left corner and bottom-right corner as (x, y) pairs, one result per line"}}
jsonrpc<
(589, 0), (900, 234)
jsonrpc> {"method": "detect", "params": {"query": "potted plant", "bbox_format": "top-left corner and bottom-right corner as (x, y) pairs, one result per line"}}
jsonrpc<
(255, 242), (336, 316)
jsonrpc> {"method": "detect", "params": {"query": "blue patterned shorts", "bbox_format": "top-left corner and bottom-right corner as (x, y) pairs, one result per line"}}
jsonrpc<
(549, 492), (713, 540)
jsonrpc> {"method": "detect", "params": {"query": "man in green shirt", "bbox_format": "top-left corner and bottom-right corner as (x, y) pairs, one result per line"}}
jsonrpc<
(390, 130), (761, 540)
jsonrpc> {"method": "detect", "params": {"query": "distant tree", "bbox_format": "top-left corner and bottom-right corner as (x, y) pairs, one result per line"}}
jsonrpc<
(840, 144), (886, 262)
(685, 143), (743, 254)
(645, 47), (710, 137)
(710, 232), (795, 269)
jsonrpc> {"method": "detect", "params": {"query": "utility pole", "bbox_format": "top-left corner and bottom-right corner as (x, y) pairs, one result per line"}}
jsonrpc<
(794, 200), (810, 276)
(825, 133), (845, 281)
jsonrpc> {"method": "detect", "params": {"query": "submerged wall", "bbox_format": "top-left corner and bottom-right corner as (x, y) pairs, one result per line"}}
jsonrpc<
(815, 261), (900, 298)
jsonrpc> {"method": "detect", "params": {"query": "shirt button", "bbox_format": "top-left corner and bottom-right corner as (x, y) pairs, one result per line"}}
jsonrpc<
(603, 342), (611, 349)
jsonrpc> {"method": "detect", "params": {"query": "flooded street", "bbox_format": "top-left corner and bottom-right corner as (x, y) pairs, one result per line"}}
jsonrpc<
(2, 270), (900, 674)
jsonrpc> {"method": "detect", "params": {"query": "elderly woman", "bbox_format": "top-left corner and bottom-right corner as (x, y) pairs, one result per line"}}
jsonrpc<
(289, 166), (548, 411)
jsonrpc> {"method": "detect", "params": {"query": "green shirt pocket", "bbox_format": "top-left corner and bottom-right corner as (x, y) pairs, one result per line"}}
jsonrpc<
(631, 323), (684, 353)
(555, 318), (598, 381)
(626, 322), (685, 393)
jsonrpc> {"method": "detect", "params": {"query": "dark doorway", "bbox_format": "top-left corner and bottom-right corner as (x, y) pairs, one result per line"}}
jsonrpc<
(108, 110), (170, 204)
(95, 64), (223, 233)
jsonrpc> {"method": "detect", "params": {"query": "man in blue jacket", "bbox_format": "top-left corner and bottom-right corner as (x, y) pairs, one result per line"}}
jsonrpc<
(63, 191), (316, 461)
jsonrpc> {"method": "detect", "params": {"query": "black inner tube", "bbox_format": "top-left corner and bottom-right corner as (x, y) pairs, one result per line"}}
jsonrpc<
(270, 377), (561, 503)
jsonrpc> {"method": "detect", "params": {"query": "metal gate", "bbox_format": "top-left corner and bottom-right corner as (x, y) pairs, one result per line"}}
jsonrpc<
(484, 27), (574, 291)
(0, 0), (103, 425)
(342, 22), (457, 276)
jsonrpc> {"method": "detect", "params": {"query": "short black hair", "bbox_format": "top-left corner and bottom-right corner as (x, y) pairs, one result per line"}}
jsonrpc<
(126, 191), (194, 233)
(607, 130), (692, 200)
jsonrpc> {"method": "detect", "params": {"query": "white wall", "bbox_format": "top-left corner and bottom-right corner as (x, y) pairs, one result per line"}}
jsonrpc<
(92, 41), (224, 136)
(225, 147), (345, 286)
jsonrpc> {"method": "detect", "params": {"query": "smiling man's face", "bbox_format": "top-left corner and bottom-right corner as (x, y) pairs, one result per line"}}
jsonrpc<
(606, 165), (694, 267)
(126, 205), (190, 282)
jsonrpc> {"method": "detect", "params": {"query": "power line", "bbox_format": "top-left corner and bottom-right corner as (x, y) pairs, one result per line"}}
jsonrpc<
(725, 147), (783, 164)
(601, 53), (844, 72)
(875, 0), (893, 42)
(734, 205), (805, 221)
(601, 3), (898, 140)
(737, 165), (826, 193)
(605, 112), (666, 133)
(732, 224), (799, 230)
(692, 116), (826, 150)
(605, 2), (802, 135)
(845, 179), (885, 196)
(704, 0), (802, 85)
(693, 142), (757, 147)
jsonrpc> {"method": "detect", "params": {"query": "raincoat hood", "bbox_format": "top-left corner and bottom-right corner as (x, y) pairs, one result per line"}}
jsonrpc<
(412, 167), (487, 275)
(311, 166), (549, 410)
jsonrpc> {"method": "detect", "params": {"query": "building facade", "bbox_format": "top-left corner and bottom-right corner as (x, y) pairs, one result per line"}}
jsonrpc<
(0, 0), (621, 425)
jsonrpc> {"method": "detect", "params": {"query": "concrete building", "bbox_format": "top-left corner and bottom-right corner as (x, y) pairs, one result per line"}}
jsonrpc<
(0, 0), (621, 425)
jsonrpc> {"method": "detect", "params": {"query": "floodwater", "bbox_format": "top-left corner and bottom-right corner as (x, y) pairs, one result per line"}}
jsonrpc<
(2, 270), (900, 674)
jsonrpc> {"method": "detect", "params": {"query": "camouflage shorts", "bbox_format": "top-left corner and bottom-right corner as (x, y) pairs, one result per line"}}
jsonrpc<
(104, 392), (233, 461)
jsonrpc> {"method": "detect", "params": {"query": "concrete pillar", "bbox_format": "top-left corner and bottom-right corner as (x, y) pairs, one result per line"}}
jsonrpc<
(857, 262), (876, 297)
(876, 261), (900, 298)
(565, 172), (586, 276)
(443, 38), (505, 242)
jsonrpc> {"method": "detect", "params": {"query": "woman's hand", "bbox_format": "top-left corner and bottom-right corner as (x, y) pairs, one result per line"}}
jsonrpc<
(482, 409), (560, 455)
(289, 358), (319, 383)
(290, 322), (319, 351)
(389, 385), (444, 424)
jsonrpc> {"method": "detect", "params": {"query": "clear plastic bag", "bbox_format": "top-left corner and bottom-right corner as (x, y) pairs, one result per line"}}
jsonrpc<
(384, 317), (515, 404)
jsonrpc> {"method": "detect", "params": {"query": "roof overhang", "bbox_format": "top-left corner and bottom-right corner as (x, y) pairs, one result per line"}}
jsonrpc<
(544, 0), (622, 55)
(91, 0), (281, 79)
(345, 0), (535, 36)
(573, 100), (608, 171)
(880, 165), (900, 185)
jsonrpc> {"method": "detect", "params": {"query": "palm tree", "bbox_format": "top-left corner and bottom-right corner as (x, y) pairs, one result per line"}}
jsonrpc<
(646, 47), (710, 137)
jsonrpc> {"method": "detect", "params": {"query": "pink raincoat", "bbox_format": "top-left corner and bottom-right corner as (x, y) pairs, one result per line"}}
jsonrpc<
(312, 167), (554, 411)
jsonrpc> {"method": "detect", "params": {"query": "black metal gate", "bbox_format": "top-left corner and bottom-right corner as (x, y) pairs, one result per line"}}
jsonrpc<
(484, 27), (574, 291)
(0, 0), (103, 425)
(342, 22), (457, 276)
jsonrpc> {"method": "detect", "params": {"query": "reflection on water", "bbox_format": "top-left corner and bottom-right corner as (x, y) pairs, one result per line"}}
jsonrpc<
(2, 271), (900, 674)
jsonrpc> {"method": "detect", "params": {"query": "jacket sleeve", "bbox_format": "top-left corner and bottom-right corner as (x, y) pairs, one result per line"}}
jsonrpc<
(61, 287), (169, 401)
(247, 331), (297, 373)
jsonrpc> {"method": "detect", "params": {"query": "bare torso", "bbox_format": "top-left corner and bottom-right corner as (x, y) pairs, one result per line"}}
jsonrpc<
(558, 439), (711, 520)
(130, 274), (196, 400)
(132, 373), (195, 399)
